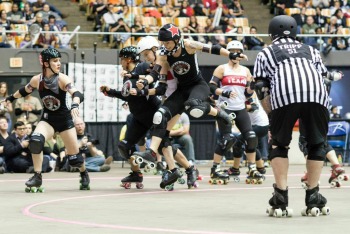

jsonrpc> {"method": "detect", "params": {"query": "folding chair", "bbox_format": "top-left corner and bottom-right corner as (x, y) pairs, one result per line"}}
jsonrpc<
(327, 121), (350, 165)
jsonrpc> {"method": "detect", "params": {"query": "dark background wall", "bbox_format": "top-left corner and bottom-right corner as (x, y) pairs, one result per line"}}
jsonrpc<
(1, 49), (349, 160)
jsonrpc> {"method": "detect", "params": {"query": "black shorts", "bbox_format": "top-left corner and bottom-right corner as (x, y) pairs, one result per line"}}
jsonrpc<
(225, 109), (253, 135)
(124, 114), (153, 146)
(41, 113), (74, 133)
(270, 103), (329, 147)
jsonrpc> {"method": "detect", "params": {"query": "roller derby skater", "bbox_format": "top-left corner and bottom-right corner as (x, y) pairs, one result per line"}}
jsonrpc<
(209, 40), (259, 185)
(301, 186), (330, 216)
(254, 15), (331, 216)
(120, 171), (144, 189)
(266, 184), (293, 217)
(25, 172), (44, 193)
(3, 48), (90, 192)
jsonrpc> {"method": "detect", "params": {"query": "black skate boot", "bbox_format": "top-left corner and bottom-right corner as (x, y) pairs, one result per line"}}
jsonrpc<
(132, 149), (156, 170)
(257, 167), (266, 181)
(80, 170), (90, 190)
(226, 167), (240, 182)
(25, 172), (44, 193)
(209, 167), (230, 185)
(121, 171), (144, 189)
(185, 165), (199, 189)
(160, 169), (181, 191)
(246, 164), (264, 184)
(302, 186), (330, 216)
(267, 183), (292, 217)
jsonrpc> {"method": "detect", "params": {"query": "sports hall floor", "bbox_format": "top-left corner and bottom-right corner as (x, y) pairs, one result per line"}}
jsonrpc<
(0, 163), (349, 234)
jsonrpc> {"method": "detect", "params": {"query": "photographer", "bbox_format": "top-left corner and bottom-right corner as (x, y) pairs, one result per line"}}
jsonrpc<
(74, 117), (112, 172)
(3, 121), (50, 173)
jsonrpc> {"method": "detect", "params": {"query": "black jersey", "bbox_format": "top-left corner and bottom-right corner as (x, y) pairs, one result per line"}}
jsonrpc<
(111, 62), (161, 121)
(39, 75), (71, 119)
(254, 37), (329, 110)
(167, 40), (202, 87)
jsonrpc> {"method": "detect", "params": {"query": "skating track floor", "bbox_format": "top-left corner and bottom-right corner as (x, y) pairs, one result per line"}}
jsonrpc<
(1, 163), (349, 234)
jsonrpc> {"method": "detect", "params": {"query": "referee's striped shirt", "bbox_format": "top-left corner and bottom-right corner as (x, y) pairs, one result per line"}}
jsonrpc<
(253, 37), (329, 110)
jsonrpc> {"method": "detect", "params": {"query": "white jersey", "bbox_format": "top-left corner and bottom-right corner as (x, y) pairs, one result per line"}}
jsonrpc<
(248, 98), (269, 127)
(218, 64), (248, 111)
(165, 70), (178, 98)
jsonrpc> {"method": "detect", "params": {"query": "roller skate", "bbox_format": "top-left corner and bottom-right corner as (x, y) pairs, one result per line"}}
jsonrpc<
(266, 184), (293, 217)
(185, 165), (200, 189)
(328, 165), (348, 188)
(257, 167), (266, 181)
(177, 170), (186, 185)
(225, 167), (240, 182)
(160, 169), (181, 191)
(301, 186), (330, 217)
(79, 170), (90, 190)
(246, 164), (264, 184)
(153, 161), (165, 175)
(209, 167), (229, 185)
(131, 149), (156, 171)
(120, 171), (144, 189)
(25, 172), (44, 193)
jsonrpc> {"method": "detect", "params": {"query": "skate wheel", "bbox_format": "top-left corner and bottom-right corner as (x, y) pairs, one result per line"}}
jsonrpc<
(321, 207), (330, 215)
(177, 178), (185, 184)
(344, 175), (348, 181)
(148, 162), (156, 169)
(80, 185), (91, 190)
(123, 183), (131, 189)
(330, 181), (337, 188)
(245, 179), (250, 184)
(301, 182), (308, 190)
(136, 183), (144, 189)
(197, 175), (203, 181)
(257, 179), (263, 184)
(31, 187), (38, 193)
(208, 179), (214, 184)
(338, 174), (345, 181)
(250, 179), (257, 184)
(286, 208), (293, 217)
(310, 207), (320, 217)
(217, 180), (223, 185)
(25, 187), (31, 193)
(266, 207), (274, 216)
(38, 187), (45, 193)
(273, 208), (283, 218)
(233, 177), (240, 183)
(135, 156), (143, 165)
(301, 208), (308, 216)
(165, 185), (174, 191)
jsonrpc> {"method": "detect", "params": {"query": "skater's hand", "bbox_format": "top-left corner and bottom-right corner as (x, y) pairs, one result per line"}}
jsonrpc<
(136, 78), (148, 90)
(21, 140), (29, 148)
(100, 85), (110, 96)
(129, 88), (137, 95)
(71, 106), (80, 120)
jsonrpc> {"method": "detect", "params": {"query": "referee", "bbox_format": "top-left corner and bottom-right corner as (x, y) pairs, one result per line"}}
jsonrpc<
(253, 15), (330, 216)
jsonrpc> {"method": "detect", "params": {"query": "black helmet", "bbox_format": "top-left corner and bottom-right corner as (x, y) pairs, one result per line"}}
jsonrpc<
(40, 48), (61, 64)
(158, 24), (181, 41)
(119, 46), (139, 62)
(268, 15), (297, 40)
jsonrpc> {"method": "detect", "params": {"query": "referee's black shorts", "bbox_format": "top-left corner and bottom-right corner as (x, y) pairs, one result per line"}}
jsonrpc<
(270, 103), (329, 147)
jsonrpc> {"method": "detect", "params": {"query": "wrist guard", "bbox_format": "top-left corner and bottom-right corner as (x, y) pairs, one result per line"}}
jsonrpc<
(222, 90), (231, 98)
(229, 52), (241, 60)
(137, 89), (149, 96)
(5, 94), (16, 103)
(71, 102), (79, 109)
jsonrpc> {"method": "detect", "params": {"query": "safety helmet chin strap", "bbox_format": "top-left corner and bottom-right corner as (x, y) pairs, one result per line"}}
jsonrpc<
(43, 60), (59, 77)
(160, 39), (182, 56)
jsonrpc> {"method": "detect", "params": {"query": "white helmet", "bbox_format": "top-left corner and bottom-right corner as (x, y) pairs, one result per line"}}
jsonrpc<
(136, 36), (159, 54)
(227, 40), (244, 52)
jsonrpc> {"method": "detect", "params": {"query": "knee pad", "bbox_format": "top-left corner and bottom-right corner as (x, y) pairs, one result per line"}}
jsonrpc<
(298, 136), (308, 156)
(28, 132), (45, 154)
(184, 98), (210, 118)
(118, 140), (133, 160)
(152, 107), (172, 138)
(232, 134), (245, 158)
(308, 143), (327, 161)
(68, 153), (84, 168)
(214, 133), (236, 155)
(244, 131), (257, 153)
(158, 137), (172, 155)
(269, 146), (289, 161)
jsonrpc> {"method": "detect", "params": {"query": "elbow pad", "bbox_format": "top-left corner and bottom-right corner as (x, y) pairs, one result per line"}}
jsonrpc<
(209, 83), (218, 95)
(149, 64), (162, 82)
(19, 87), (31, 97)
(72, 91), (84, 103)
(211, 44), (222, 55)
(155, 82), (168, 95)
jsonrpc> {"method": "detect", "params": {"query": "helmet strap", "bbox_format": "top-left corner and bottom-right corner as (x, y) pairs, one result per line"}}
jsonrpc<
(160, 39), (181, 56)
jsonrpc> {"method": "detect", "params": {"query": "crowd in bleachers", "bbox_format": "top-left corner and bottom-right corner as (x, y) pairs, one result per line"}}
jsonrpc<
(0, 0), (74, 49)
(272, 0), (350, 53)
(82, 0), (350, 52)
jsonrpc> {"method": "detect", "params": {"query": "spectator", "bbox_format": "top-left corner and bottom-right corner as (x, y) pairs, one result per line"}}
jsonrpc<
(101, 4), (121, 43)
(143, 0), (156, 7)
(0, 82), (13, 132)
(311, 0), (330, 8)
(120, 5), (133, 26)
(48, 15), (62, 31)
(7, 3), (25, 24)
(182, 26), (194, 40)
(92, 0), (108, 32)
(74, 117), (112, 172)
(228, 0), (245, 18)
(32, 0), (68, 19)
(20, 33), (33, 49)
(314, 7), (327, 28)
(14, 93), (42, 125)
(205, 17), (214, 33)
(0, 116), (9, 173)
(188, 16), (198, 33)
(170, 112), (196, 164)
(244, 26), (265, 50)
(236, 26), (245, 45)
(333, 9), (347, 27)
(211, 0), (229, 17)
(33, 12), (45, 29)
(179, 0), (194, 17)
(56, 25), (77, 49)
(193, 2), (207, 16)
(193, 25), (210, 44)
(301, 16), (318, 48)
(131, 15), (146, 41)
(275, 0), (298, 16)
(330, 106), (342, 119)
(39, 3), (62, 23)
(0, 10), (12, 31)
(25, 122), (33, 136)
(331, 27), (349, 50)
(110, 18), (131, 48)
(210, 26), (227, 47)
(325, 16), (340, 34)
(35, 23), (58, 48)
(3, 121), (51, 173)
(23, 3), (36, 26)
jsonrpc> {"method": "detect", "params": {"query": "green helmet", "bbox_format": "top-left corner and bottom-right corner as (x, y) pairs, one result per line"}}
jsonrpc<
(119, 46), (139, 62)
(40, 48), (61, 64)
